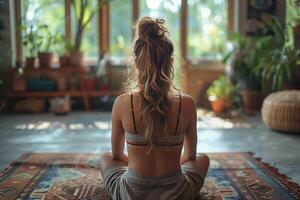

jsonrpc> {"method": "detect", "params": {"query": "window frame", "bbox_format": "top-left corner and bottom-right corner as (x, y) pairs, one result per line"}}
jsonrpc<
(14, 0), (231, 67)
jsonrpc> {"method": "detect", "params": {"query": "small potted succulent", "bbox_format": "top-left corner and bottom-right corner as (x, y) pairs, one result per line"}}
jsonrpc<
(22, 25), (40, 68)
(206, 75), (237, 113)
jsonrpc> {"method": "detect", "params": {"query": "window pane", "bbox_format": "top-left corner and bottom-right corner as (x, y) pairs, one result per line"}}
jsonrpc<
(72, 1), (98, 59)
(188, 0), (227, 59)
(286, 0), (300, 46)
(22, 0), (64, 57)
(109, 0), (131, 58)
(140, 0), (180, 55)
(140, 0), (181, 86)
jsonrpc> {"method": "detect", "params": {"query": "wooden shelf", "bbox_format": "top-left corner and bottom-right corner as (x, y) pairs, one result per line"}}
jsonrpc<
(7, 90), (121, 110)
(7, 91), (83, 97)
(85, 90), (122, 96)
(10, 67), (90, 73)
(8, 66), (122, 111)
(7, 90), (121, 97)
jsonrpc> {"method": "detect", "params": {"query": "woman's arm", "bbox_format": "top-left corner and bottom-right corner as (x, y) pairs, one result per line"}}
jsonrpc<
(111, 95), (128, 164)
(180, 96), (197, 164)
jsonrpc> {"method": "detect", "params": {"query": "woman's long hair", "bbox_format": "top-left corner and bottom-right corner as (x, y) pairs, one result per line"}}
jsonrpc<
(126, 17), (178, 144)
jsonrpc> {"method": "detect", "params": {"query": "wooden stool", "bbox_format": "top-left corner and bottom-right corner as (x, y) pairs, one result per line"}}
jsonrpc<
(261, 90), (300, 133)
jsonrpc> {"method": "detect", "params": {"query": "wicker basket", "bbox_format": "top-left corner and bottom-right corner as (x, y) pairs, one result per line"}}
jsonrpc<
(261, 90), (300, 133)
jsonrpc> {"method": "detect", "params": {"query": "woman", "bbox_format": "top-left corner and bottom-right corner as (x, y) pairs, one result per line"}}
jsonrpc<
(100, 17), (209, 200)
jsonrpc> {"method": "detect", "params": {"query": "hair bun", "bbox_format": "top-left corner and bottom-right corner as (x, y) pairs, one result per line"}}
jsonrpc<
(137, 17), (168, 42)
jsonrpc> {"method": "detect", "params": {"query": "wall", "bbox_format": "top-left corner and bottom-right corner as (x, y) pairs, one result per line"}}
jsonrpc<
(0, 0), (14, 97)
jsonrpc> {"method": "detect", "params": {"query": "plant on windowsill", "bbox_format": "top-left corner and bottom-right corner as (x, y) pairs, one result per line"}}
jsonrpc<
(22, 25), (40, 68)
(37, 24), (61, 68)
(70, 0), (112, 67)
(59, 39), (75, 67)
(206, 75), (238, 113)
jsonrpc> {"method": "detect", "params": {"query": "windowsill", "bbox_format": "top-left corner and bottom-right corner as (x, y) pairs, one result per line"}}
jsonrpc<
(187, 58), (225, 70)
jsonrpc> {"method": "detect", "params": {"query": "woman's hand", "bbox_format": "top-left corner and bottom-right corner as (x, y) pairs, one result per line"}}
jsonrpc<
(113, 153), (129, 164)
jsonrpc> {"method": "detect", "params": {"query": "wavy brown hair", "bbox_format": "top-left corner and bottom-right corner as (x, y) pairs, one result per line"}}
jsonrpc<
(126, 16), (178, 143)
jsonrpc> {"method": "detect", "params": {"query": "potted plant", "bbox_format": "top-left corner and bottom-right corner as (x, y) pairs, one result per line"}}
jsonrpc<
(82, 73), (96, 91)
(38, 24), (61, 68)
(70, 0), (111, 67)
(206, 75), (237, 113)
(256, 17), (300, 91)
(59, 39), (75, 67)
(225, 33), (272, 114)
(12, 68), (27, 92)
(22, 25), (40, 68)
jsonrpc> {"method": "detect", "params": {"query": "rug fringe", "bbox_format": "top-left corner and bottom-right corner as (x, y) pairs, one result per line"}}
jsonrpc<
(249, 153), (300, 199)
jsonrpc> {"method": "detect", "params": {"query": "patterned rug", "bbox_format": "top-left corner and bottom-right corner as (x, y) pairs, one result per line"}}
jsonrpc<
(0, 153), (299, 200)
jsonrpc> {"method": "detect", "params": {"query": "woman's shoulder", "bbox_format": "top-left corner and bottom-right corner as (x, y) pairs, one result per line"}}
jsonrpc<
(114, 93), (131, 105)
(179, 93), (195, 107)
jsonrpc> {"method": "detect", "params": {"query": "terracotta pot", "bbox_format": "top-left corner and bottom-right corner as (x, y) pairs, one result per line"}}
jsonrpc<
(59, 55), (70, 67)
(13, 78), (27, 92)
(25, 57), (35, 68)
(240, 90), (263, 115)
(57, 77), (68, 91)
(38, 52), (53, 68)
(70, 51), (83, 67)
(211, 98), (231, 113)
(83, 78), (96, 91)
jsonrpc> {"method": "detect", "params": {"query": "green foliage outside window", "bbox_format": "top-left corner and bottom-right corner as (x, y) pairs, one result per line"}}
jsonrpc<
(140, 0), (182, 88)
(109, 0), (131, 58)
(188, 0), (227, 60)
(286, 0), (300, 46)
(22, 0), (65, 56)
(71, 0), (99, 58)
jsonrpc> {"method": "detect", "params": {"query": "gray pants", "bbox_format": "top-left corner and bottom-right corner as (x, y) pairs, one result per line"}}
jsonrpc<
(103, 162), (204, 200)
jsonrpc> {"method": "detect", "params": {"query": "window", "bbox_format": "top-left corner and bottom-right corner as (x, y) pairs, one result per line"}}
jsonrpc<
(17, 0), (230, 64)
(140, 0), (181, 56)
(140, 0), (182, 85)
(187, 0), (227, 60)
(109, 0), (132, 58)
(22, 0), (65, 56)
(71, 0), (99, 59)
(286, 0), (300, 46)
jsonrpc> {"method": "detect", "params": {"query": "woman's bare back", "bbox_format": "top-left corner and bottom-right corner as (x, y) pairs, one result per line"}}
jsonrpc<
(115, 92), (194, 177)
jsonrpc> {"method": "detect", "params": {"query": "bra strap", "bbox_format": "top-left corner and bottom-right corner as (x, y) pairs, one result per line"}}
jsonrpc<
(174, 94), (182, 135)
(131, 94), (138, 135)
